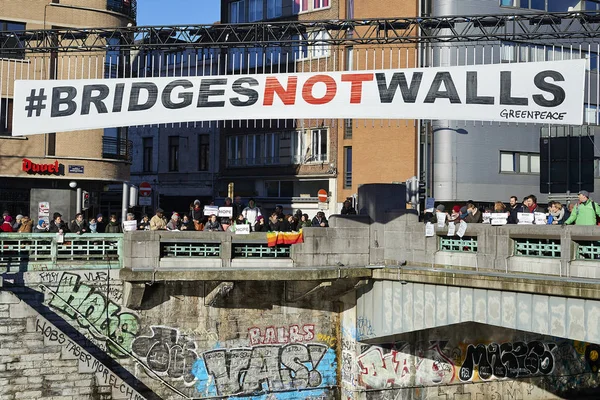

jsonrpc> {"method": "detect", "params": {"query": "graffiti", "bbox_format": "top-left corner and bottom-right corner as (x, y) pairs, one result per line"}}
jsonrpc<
(358, 342), (455, 389)
(458, 341), (556, 381)
(192, 325), (219, 342)
(39, 271), (61, 283)
(357, 317), (375, 339)
(585, 344), (600, 372)
(317, 333), (336, 347)
(192, 343), (336, 397)
(36, 316), (145, 400)
(82, 271), (110, 281)
(131, 326), (199, 385)
(248, 324), (315, 345)
(46, 272), (139, 358)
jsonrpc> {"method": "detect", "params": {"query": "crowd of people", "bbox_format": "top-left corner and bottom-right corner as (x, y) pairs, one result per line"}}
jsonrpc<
(426, 190), (600, 226)
(0, 197), (360, 235)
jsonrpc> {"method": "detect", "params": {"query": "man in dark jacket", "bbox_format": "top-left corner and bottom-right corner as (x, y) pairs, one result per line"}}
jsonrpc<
(69, 213), (88, 235)
(311, 211), (329, 227)
(341, 200), (357, 215)
(48, 212), (70, 233)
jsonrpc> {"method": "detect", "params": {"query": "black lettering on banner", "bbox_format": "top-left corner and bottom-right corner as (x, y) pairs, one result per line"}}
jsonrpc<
(376, 72), (423, 104)
(500, 71), (528, 106)
(465, 71), (494, 105)
(424, 72), (461, 104)
(112, 83), (125, 113)
(197, 78), (227, 108)
(533, 70), (565, 107)
(51, 86), (78, 117)
(81, 84), (110, 115)
(230, 77), (259, 107)
(128, 82), (158, 111)
(162, 79), (194, 109)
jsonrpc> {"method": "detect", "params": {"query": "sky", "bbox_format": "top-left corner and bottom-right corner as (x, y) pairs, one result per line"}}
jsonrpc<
(137, 0), (221, 26)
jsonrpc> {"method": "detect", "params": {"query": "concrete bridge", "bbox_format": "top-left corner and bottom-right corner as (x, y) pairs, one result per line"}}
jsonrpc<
(2, 201), (600, 399)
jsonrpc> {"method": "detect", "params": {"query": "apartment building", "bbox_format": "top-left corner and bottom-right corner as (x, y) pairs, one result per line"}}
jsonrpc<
(0, 0), (135, 220)
(218, 0), (420, 215)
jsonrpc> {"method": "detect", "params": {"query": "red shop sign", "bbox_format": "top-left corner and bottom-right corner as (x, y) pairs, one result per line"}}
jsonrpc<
(22, 158), (63, 175)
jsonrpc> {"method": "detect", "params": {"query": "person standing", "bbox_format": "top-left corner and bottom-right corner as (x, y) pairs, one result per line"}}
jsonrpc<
(69, 213), (88, 235)
(150, 208), (167, 231)
(190, 200), (204, 231)
(242, 198), (262, 230)
(105, 214), (122, 233)
(564, 190), (600, 225)
(48, 213), (69, 233)
(340, 200), (357, 215)
(96, 214), (106, 233)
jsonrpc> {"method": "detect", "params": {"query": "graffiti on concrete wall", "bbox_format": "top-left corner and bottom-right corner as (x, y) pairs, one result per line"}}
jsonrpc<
(36, 316), (145, 400)
(192, 343), (337, 397)
(458, 341), (556, 381)
(131, 326), (199, 385)
(45, 272), (139, 358)
(248, 324), (315, 345)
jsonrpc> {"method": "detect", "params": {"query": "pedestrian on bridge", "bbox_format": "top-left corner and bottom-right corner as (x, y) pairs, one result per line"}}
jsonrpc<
(564, 190), (600, 226)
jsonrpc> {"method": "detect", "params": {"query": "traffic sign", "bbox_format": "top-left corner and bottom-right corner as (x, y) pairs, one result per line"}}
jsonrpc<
(139, 182), (152, 197)
(318, 189), (328, 202)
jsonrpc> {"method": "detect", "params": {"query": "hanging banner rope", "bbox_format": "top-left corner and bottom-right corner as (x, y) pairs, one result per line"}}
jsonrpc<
(12, 59), (585, 135)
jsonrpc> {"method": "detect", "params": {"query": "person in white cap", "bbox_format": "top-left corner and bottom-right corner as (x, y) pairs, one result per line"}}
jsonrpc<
(564, 190), (600, 225)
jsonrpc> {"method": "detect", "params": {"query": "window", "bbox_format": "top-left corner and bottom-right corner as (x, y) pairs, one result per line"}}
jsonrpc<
(0, 20), (26, 59)
(500, 0), (579, 11)
(228, 136), (245, 166)
(292, 130), (305, 164)
(247, 134), (263, 165)
(249, 0), (263, 21)
(344, 119), (353, 139)
(198, 135), (209, 171)
(310, 129), (328, 162)
(142, 137), (153, 172)
(586, 105), (598, 124)
(586, 0), (600, 11)
(313, 0), (329, 9)
(344, 146), (352, 188)
(230, 0), (246, 23)
(0, 98), (13, 136)
(293, 0), (309, 13)
(267, 0), (282, 18)
(265, 181), (294, 197)
(306, 30), (330, 59)
(265, 133), (280, 164)
(168, 136), (179, 172)
(500, 151), (540, 174)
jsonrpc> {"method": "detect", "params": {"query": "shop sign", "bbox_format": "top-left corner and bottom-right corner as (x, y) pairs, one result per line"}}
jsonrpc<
(22, 159), (63, 175)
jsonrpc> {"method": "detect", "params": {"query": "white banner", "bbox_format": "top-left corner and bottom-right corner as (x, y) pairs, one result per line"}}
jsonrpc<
(11, 60), (585, 135)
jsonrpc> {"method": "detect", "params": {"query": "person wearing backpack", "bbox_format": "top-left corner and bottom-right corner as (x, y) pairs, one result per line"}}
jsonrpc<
(564, 190), (600, 226)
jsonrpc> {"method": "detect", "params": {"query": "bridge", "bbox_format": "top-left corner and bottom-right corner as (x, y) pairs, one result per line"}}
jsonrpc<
(2, 188), (600, 399)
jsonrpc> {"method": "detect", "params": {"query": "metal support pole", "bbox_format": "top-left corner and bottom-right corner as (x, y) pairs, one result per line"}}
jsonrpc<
(121, 182), (129, 223)
(76, 188), (82, 214)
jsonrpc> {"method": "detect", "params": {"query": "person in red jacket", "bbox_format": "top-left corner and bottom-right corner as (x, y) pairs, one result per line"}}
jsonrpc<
(0, 215), (14, 232)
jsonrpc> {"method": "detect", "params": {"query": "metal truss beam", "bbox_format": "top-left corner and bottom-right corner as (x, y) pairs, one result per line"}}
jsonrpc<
(0, 12), (600, 54)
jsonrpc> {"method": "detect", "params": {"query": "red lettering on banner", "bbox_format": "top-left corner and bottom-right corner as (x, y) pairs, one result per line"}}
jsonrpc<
(302, 75), (337, 105)
(342, 73), (374, 104)
(263, 76), (297, 106)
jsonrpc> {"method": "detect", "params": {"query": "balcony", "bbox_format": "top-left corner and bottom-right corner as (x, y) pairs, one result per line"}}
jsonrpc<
(106, 0), (137, 21)
(102, 136), (132, 162)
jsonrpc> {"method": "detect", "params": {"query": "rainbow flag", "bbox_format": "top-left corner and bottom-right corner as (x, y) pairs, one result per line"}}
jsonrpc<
(267, 229), (304, 247)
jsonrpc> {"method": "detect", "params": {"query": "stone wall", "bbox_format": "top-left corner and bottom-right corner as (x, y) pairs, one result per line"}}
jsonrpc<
(0, 268), (340, 400)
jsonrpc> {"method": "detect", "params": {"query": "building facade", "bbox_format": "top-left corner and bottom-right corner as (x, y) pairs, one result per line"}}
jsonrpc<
(426, 0), (600, 204)
(0, 0), (135, 221)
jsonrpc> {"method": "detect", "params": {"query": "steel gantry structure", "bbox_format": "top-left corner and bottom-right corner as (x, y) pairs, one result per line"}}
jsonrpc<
(1, 11), (600, 54)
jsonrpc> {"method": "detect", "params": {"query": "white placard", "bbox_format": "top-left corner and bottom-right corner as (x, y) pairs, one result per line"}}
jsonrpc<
(517, 213), (534, 224)
(447, 221), (456, 236)
(235, 224), (250, 235)
(122, 220), (137, 232)
(38, 201), (50, 216)
(12, 60), (586, 136)
(436, 212), (447, 228)
(425, 222), (435, 237)
(457, 221), (468, 238)
(534, 212), (548, 225)
(491, 213), (509, 226)
(482, 212), (492, 224)
(203, 206), (219, 217)
(218, 207), (233, 218)
(56, 233), (64, 244)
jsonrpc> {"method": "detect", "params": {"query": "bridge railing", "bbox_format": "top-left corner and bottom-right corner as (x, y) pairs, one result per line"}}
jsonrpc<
(384, 213), (600, 279)
(0, 233), (123, 272)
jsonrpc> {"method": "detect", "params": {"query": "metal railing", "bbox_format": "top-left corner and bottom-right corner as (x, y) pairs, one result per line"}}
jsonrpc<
(233, 243), (291, 258)
(514, 238), (561, 258)
(162, 242), (221, 258)
(0, 233), (123, 270)
(576, 241), (600, 260)
(102, 136), (132, 162)
(439, 236), (478, 252)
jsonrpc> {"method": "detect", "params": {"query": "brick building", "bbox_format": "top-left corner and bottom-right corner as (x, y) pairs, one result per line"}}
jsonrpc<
(0, 0), (135, 221)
